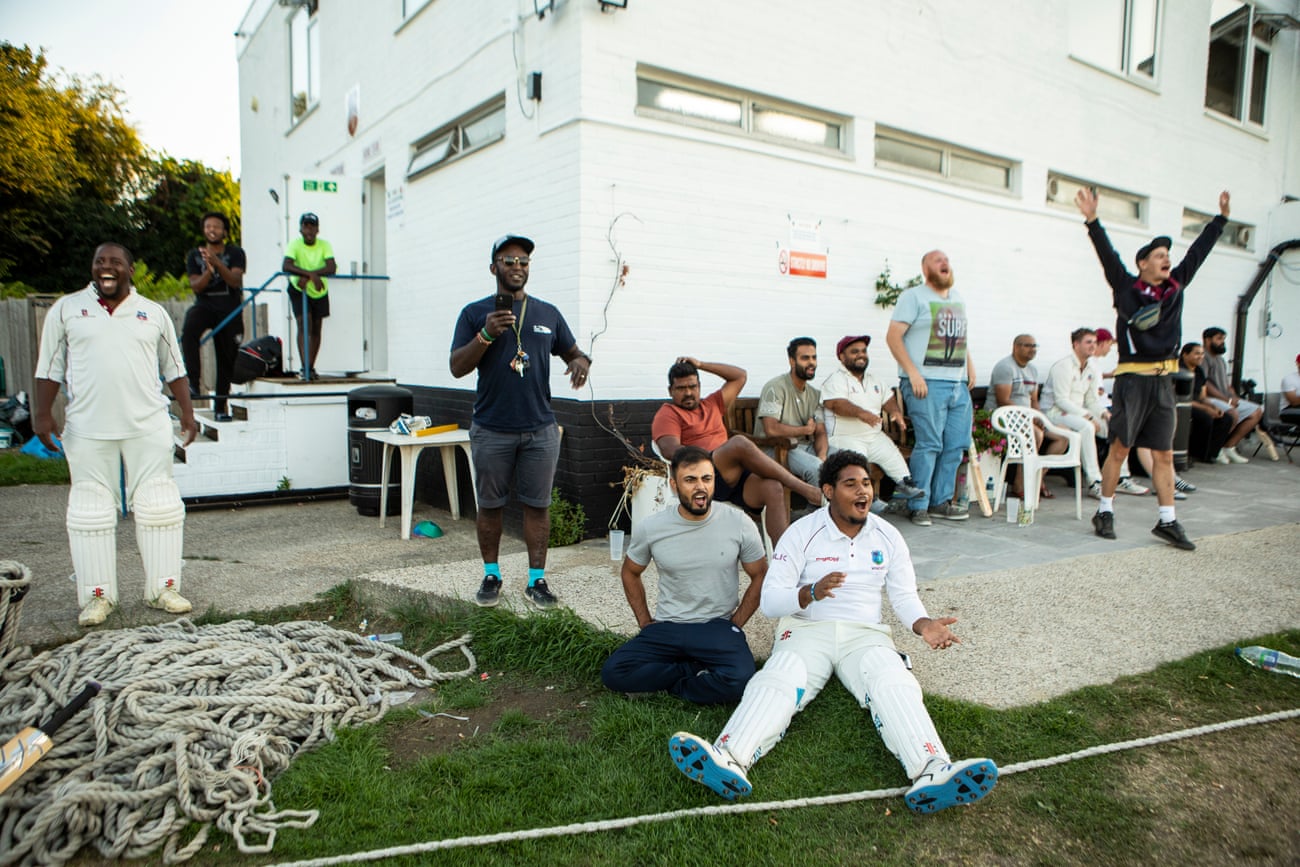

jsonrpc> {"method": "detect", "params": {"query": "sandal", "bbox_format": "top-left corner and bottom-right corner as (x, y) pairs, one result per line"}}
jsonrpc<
(1039, 485), (1055, 500)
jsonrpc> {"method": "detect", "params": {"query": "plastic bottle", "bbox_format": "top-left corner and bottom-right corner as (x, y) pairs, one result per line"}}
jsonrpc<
(1235, 646), (1300, 678)
(366, 632), (403, 646)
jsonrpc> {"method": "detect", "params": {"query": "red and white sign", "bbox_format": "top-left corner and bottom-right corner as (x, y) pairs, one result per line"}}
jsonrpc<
(788, 251), (827, 278)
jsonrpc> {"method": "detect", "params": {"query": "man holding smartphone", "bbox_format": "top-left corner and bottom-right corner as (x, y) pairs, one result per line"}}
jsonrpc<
(450, 235), (591, 610)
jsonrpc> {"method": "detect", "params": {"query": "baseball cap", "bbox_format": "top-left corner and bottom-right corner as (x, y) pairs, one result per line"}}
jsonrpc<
(492, 234), (535, 260)
(1135, 235), (1171, 265)
(300, 212), (320, 225)
(836, 335), (871, 356)
(1095, 328), (1114, 342)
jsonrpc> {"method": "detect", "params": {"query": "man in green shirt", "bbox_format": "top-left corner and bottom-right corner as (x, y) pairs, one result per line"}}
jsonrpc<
(282, 212), (337, 379)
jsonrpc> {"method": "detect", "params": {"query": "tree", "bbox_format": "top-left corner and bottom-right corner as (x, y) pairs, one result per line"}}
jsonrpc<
(0, 43), (240, 295)
(132, 156), (241, 280)
(0, 43), (147, 291)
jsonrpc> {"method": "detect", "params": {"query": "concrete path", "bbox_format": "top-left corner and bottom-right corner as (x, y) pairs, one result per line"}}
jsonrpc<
(2, 453), (1296, 708)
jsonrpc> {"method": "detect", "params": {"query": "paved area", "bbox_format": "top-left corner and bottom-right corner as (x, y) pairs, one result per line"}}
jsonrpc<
(2, 452), (1297, 708)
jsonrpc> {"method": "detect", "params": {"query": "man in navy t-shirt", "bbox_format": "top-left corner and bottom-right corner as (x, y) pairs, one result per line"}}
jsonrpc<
(450, 235), (591, 610)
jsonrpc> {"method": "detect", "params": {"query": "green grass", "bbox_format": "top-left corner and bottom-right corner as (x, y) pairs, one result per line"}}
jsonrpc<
(66, 587), (1300, 866)
(0, 450), (69, 485)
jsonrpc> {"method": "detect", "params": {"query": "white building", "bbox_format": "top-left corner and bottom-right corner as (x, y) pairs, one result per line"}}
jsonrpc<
(235, 0), (1300, 525)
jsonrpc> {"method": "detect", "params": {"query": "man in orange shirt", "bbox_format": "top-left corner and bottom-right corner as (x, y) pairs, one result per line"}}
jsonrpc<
(652, 357), (821, 543)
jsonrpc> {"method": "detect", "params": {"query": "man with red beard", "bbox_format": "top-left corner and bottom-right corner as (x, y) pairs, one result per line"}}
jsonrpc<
(601, 446), (767, 704)
(34, 242), (199, 627)
(885, 250), (976, 526)
(668, 450), (996, 813)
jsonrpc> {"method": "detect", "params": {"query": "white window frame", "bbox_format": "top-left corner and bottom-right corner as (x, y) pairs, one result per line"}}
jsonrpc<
(289, 2), (321, 126)
(635, 66), (847, 155)
(1183, 208), (1254, 251)
(1203, 0), (1273, 129)
(1046, 173), (1146, 226)
(407, 96), (506, 180)
(1068, 0), (1163, 84)
(874, 127), (1017, 195)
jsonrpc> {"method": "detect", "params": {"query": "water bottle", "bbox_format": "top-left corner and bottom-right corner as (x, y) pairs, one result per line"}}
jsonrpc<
(366, 632), (403, 646)
(1235, 646), (1300, 678)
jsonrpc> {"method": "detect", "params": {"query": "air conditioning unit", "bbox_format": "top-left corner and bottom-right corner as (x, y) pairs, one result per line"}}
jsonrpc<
(1235, 225), (1253, 247)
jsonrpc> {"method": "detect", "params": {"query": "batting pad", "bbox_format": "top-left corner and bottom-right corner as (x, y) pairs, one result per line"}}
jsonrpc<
(67, 481), (119, 606)
(715, 651), (807, 770)
(852, 645), (947, 779)
(133, 477), (186, 599)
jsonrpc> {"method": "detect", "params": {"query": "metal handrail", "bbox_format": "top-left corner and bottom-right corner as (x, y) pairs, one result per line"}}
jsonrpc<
(199, 271), (390, 383)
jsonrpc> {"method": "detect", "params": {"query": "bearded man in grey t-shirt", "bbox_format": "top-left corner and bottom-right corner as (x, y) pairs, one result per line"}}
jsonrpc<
(601, 446), (768, 704)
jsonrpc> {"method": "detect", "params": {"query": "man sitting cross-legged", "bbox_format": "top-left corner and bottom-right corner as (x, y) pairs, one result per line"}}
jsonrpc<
(600, 446), (767, 704)
(652, 357), (822, 543)
(667, 450), (997, 814)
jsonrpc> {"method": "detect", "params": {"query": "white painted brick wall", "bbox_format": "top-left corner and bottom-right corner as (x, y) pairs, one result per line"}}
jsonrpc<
(239, 0), (1300, 402)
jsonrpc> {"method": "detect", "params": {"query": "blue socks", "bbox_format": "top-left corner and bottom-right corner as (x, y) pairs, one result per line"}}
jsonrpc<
(484, 563), (501, 580)
(528, 568), (545, 588)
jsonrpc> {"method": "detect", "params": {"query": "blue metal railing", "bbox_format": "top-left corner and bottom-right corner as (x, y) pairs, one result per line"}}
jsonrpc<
(199, 271), (389, 383)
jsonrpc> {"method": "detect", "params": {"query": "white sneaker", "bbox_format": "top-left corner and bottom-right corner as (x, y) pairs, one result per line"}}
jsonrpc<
(1115, 477), (1149, 496)
(1213, 452), (1230, 465)
(905, 757), (998, 814)
(669, 732), (752, 800)
(1221, 446), (1248, 464)
(78, 597), (114, 627)
(1086, 480), (1103, 499)
(148, 588), (192, 614)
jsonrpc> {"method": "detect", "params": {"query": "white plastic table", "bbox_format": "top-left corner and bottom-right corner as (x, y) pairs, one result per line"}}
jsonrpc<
(365, 429), (475, 539)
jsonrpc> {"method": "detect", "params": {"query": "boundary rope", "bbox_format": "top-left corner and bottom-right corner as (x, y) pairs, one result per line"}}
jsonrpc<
(268, 707), (1300, 867)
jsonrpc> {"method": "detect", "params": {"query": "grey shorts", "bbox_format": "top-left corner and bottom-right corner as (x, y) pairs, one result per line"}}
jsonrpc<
(470, 422), (561, 509)
(1109, 374), (1175, 450)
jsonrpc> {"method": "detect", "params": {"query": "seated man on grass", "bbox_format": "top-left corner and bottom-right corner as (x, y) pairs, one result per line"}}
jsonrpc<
(601, 446), (767, 704)
(667, 450), (997, 814)
(652, 357), (822, 543)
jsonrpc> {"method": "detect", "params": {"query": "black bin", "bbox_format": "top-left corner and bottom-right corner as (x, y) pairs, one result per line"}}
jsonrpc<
(348, 385), (413, 516)
(1171, 371), (1194, 472)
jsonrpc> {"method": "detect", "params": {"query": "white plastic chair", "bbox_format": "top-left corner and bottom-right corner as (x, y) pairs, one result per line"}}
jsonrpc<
(990, 406), (1083, 520)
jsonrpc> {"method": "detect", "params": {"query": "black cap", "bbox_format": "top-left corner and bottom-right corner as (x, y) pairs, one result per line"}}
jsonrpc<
(300, 212), (320, 225)
(492, 234), (534, 261)
(1135, 235), (1171, 265)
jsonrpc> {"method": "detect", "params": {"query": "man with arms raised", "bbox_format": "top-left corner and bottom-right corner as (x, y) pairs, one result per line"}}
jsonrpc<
(668, 450), (997, 813)
(601, 446), (766, 704)
(1075, 189), (1230, 550)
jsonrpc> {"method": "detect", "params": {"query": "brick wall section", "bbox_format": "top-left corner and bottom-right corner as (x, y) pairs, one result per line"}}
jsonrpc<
(405, 385), (664, 539)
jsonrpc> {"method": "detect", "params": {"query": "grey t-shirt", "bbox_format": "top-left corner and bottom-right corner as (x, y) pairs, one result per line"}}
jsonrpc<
(891, 284), (969, 381)
(626, 504), (765, 623)
(754, 373), (823, 445)
(985, 355), (1039, 410)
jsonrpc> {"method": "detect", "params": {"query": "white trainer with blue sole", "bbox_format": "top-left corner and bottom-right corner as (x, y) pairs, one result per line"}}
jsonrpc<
(669, 732), (752, 800)
(905, 757), (998, 813)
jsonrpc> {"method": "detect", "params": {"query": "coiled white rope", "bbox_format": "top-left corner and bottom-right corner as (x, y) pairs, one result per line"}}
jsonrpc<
(267, 707), (1300, 867)
(0, 618), (475, 867)
(0, 561), (32, 658)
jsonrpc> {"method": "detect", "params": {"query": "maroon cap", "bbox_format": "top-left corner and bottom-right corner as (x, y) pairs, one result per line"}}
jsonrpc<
(836, 335), (870, 356)
(1095, 328), (1115, 342)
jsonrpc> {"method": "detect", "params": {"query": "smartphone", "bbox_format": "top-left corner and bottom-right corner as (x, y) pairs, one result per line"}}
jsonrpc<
(494, 294), (513, 312)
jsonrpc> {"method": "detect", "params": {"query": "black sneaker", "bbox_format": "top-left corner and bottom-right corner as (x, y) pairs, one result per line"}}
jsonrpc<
(1092, 510), (1116, 539)
(524, 580), (558, 610)
(475, 576), (502, 607)
(1152, 520), (1196, 550)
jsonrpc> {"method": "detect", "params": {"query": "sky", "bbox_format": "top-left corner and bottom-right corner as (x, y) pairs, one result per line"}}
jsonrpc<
(1, 0), (249, 177)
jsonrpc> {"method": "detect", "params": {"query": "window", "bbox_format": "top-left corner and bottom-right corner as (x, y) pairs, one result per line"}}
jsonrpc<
(1183, 208), (1254, 251)
(1204, 0), (1272, 126)
(874, 128), (1016, 193)
(289, 2), (321, 123)
(407, 96), (506, 179)
(1069, 0), (1161, 80)
(636, 68), (845, 153)
(1047, 173), (1146, 225)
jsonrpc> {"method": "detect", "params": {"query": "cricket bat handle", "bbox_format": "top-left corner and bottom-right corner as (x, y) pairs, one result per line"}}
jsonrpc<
(0, 681), (101, 797)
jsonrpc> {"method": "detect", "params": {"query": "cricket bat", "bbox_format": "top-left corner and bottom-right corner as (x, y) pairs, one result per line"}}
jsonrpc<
(967, 445), (994, 517)
(0, 681), (101, 796)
